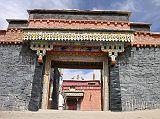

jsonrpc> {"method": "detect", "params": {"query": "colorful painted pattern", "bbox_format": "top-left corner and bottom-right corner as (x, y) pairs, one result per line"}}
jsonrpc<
(23, 31), (134, 42)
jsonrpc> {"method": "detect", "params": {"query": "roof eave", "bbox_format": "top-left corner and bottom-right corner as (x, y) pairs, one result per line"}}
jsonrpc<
(6, 19), (28, 23)
(27, 9), (131, 16)
(130, 22), (152, 26)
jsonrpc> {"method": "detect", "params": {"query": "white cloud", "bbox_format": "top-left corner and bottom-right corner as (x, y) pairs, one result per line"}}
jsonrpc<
(110, 0), (138, 12)
(109, 0), (160, 31)
(92, 7), (98, 10)
(152, 0), (160, 6)
(92, 7), (105, 11)
(0, 1), (28, 29)
(0, 0), (80, 29)
(62, 69), (101, 80)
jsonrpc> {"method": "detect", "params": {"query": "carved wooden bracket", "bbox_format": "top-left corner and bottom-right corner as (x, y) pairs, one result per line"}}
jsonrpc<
(108, 52), (118, 64)
(30, 41), (53, 63)
(101, 42), (124, 64)
(37, 50), (46, 64)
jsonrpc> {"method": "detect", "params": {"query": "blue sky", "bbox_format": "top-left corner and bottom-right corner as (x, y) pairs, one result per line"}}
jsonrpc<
(63, 69), (100, 80)
(0, 0), (160, 80)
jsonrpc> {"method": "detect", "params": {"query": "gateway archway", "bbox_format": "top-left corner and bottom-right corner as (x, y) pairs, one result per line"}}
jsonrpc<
(49, 61), (102, 111)
(23, 30), (133, 111)
(41, 51), (109, 111)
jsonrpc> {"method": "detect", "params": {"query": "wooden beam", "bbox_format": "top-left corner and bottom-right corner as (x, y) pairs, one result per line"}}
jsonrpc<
(52, 61), (103, 69)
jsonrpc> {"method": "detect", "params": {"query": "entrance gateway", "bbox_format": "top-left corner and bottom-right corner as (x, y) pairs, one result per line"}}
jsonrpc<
(23, 30), (133, 111)
(1, 9), (160, 111)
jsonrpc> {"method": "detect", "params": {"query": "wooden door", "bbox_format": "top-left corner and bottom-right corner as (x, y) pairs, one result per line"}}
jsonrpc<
(67, 98), (77, 110)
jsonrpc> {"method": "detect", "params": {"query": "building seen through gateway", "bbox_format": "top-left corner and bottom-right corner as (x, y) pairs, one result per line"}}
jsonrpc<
(0, 9), (160, 112)
(47, 67), (102, 111)
(62, 79), (101, 111)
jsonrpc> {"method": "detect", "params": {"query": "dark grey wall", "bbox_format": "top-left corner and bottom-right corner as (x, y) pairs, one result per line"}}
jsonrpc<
(0, 44), (44, 111)
(29, 13), (129, 21)
(109, 64), (122, 111)
(51, 68), (60, 109)
(110, 47), (160, 111)
(130, 25), (150, 31)
(1, 44), (160, 111)
(8, 21), (28, 28)
(28, 58), (45, 111)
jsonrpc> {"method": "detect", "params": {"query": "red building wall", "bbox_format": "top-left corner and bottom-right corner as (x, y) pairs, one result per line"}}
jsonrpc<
(80, 89), (101, 111)
(62, 80), (101, 111)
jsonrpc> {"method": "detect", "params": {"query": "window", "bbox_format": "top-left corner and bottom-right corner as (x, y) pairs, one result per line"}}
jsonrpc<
(88, 83), (96, 86)
(70, 86), (75, 91)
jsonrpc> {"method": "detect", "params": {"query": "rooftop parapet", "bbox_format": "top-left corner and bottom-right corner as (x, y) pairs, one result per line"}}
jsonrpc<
(27, 9), (131, 21)
(130, 22), (151, 32)
(6, 19), (28, 28)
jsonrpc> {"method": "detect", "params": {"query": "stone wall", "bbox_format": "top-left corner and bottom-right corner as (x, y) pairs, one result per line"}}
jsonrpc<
(110, 47), (160, 111)
(29, 13), (129, 21)
(109, 64), (122, 111)
(1, 44), (160, 112)
(8, 21), (28, 28)
(0, 44), (44, 111)
(130, 24), (150, 31)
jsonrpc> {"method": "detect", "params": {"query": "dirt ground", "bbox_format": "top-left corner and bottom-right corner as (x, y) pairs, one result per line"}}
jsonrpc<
(0, 109), (160, 119)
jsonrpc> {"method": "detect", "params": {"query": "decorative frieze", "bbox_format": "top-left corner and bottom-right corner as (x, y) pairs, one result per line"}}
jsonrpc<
(23, 31), (134, 42)
(64, 92), (84, 97)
